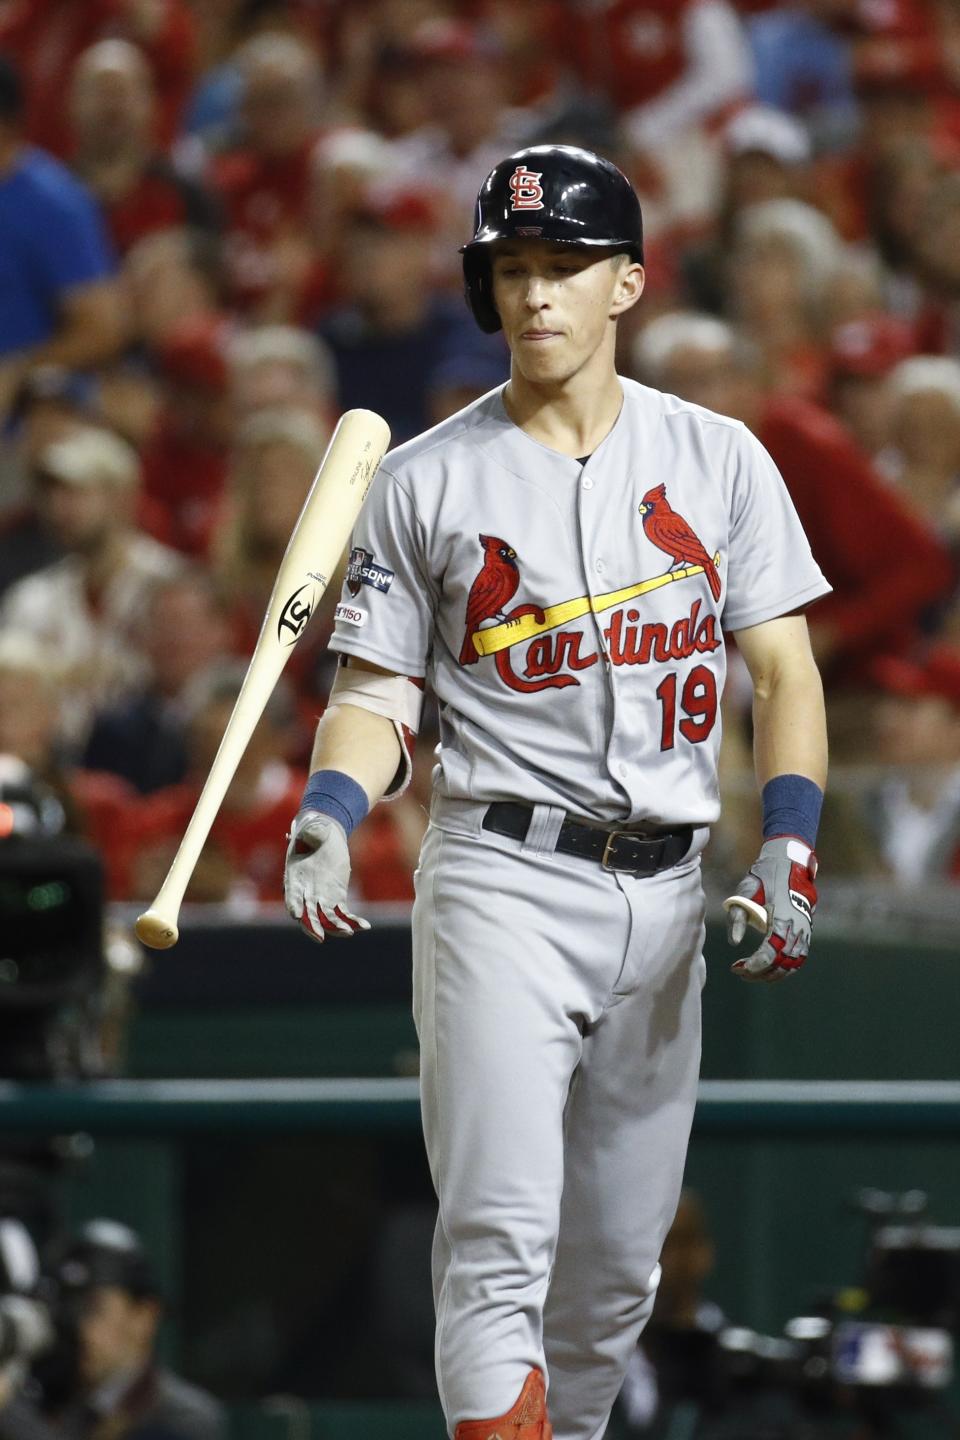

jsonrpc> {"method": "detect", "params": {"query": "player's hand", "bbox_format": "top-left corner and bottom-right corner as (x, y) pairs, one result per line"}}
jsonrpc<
(723, 837), (817, 982)
(284, 811), (371, 944)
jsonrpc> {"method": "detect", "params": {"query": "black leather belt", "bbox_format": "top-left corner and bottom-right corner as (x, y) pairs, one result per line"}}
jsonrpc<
(482, 801), (693, 877)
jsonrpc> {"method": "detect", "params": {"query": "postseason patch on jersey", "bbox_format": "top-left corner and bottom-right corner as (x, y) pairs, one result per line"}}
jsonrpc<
(334, 602), (366, 627)
(346, 546), (394, 597)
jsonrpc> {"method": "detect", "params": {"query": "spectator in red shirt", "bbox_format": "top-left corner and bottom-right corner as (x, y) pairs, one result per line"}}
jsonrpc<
(0, 0), (196, 157)
(811, 33), (953, 249)
(125, 663), (306, 906)
(883, 358), (960, 573)
(139, 314), (233, 557)
(470, 0), (560, 109)
(825, 312), (915, 462)
(554, 0), (751, 137)
(300, 127), (396, 323)
(553, 0), (753, 238)
(323, 6), (430, 141)
(632, 311), (956, 682)
(210, 33), (325, 317)
(68, 39), (220, 259)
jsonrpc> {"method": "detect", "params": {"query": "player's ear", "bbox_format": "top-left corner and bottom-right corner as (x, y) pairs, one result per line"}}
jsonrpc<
(610, 260), (644, 318)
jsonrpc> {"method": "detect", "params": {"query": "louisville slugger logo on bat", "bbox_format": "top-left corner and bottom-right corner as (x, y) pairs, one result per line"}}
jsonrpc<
(277, 569), (331, 644)
(277, 584), (315, 644)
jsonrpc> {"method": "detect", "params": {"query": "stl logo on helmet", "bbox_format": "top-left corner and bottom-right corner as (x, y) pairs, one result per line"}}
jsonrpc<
(509, 166), (544, 211)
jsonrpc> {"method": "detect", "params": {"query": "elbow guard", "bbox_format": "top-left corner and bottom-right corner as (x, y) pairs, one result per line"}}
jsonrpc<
(326, 665), (425, 797)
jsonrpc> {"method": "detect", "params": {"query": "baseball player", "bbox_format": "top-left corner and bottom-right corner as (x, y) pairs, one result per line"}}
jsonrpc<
(284, 146), (829, 1440)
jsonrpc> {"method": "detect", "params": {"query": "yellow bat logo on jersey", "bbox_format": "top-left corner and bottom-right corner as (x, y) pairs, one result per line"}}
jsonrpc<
(469, 554), (720, 658)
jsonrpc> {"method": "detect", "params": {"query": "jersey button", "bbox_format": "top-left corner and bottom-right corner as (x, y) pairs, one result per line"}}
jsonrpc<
(595, 559), (606, 574)
(582, 476), (594, 490)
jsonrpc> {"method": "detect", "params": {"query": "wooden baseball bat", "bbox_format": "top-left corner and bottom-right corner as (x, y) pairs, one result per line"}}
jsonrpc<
(134, 408), (391, 950)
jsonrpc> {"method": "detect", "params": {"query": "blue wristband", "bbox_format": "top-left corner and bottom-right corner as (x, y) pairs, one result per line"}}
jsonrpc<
(300, 769), (369, 838)
(761, 774), (823, 849)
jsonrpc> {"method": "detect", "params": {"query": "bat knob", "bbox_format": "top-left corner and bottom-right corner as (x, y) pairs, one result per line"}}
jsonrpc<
(135, 910), (179, 949)
(722, 895), (768, 933)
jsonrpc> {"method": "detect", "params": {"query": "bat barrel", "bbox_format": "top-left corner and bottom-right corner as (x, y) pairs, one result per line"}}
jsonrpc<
(132, 407), (391, 950)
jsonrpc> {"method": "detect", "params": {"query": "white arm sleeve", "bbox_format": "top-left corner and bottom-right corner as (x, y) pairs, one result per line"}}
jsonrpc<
(625, 0), (753, 149)
(326, 668), (424, 732)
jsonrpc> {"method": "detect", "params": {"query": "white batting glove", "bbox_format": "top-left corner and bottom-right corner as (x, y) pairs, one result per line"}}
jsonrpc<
(284, 811), (370, 944)
(723, 836), (818, 983)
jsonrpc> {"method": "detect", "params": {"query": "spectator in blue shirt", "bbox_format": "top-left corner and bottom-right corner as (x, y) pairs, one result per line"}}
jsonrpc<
(319, 184), (509, 444)
(0, 54), (124, 421)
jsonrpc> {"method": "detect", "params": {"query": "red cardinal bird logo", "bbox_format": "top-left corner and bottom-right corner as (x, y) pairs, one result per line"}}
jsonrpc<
(459, 534), (520, 665)
(638, 484), (721, 602)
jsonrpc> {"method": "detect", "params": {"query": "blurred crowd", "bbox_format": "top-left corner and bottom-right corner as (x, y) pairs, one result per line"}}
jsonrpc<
(1, 0), (960, 908)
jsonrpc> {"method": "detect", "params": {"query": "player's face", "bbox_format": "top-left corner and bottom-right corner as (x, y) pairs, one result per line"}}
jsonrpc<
(491, 242), (643, 386)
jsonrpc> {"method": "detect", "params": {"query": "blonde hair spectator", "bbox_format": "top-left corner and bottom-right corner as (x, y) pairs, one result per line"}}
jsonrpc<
(886, 356), (960, 547)
(633, 312), (736, 388)
(234, 33), (324, 157)
(734, 198), (843, 298)
(309, 128), (396, 256)
(729, 199), (844, 397)
(229, 325), (335, 417)
(889, 356), (960, 410)
(216, 407), (332, 610)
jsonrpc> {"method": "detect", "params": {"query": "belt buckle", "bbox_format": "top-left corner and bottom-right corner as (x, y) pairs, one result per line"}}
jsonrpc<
(602, 829), (633, 874)
(602, 828), (662, 877)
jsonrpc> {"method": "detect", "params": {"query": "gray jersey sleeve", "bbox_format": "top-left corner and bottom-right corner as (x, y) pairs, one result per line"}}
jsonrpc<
(329, 467), (436, 677)
(721, 427), (830, 632)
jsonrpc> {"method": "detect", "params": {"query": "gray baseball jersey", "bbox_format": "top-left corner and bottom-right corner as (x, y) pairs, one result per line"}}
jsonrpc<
(327, 375), (829, 1439)
(329, 378), (830, 823)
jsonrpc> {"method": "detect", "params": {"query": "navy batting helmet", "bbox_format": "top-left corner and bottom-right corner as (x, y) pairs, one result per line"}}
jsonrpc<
(461, 144), (644, 334)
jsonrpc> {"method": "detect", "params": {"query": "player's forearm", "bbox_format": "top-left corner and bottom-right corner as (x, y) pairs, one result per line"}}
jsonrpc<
(751, 651), (827, 790)
(309, 703), (402, 808)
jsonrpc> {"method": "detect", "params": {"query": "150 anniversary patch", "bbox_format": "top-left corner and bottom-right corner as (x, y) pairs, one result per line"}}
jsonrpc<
(347, 546), (394, 596)
(334, 602), (366, 627)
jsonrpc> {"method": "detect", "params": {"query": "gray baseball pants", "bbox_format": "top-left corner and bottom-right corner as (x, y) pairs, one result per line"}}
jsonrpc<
(411, 798), (707, 1440)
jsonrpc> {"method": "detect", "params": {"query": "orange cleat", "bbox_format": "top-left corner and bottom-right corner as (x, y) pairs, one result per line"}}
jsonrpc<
(454, 1368), (552, 1439)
